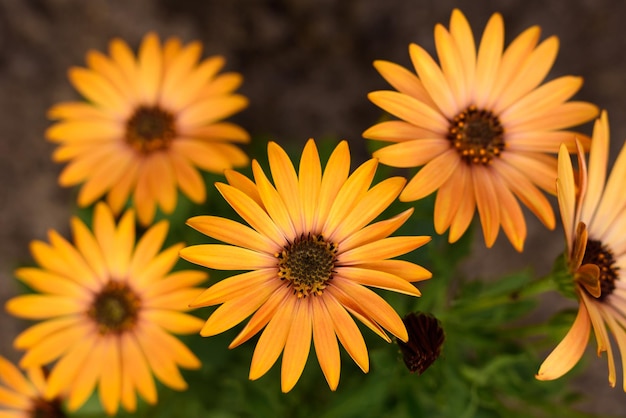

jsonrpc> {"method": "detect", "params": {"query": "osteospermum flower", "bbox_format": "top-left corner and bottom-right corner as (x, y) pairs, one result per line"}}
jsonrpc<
(364, 8), (598, 251)
(5, 203), (206, 415)
(536, 111), (626, 389)
(0, 355), (65, 418)
(180, 139), (432, 392)
(47, 32), (250, 225)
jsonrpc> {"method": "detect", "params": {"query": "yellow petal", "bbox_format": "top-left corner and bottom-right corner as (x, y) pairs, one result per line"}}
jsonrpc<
(473, 12), (503, 107)
(6, 295), (83, 320)
(229, 286), (290, 349)
(338, 236), (430, 265)
(373, 60), (437, 107)
(367, 91), (448, 134)
(363, 120), (440, 143)
(353, 260), (432, 283)
(373, 139), (449, 168)
(335, 267), (421, 296)
(492, 171), (527, 252)
(281, 299), (312, 392)
(249, 296), (295, 381)
(143, 310), (204, 335)
(323, 293), (369, 372)
(338, 208), (413, 252)
(137, 32), (162, 103)
(329, 176), (405, 243)
(190, 269), (276, 307)
(120, 333), (157, 405)
(314, 141), (351, 232)
(472, 167), (501, 248)
(179, 244), (276, 271)
(556, 143), (577, 250)
(129, 220), (168, 275)
(536, 301), (590, 380)
(215, 182), (286, 248)
(491, 32), (553, 112)
(333, 278), (408, 341)
(252, 160), (296, 242)
(409, 43), (457, 118)
(0, 356), (35, 397)
(169, 152), (206, 203)
(323, 159), (379, 240)
(400, 149), (460, 201)
(268, 141), (304, 235)
(132, 243), (184, 288)
(177, 95), (248, 127)
(199, 280), (281, 336)
(311, 296), (341, 390)
(299, 139), (322, 232)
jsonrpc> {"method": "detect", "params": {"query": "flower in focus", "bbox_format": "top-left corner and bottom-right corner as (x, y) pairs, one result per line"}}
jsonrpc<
(536, 111), (626, 390)
(180, 139), (432, 392)
(47, 32), (250, 225)
(6, 203), (206, 415)
(397, 312), (444, 374)
(364, 8), (598, 251)
(0, 355), (65, 418)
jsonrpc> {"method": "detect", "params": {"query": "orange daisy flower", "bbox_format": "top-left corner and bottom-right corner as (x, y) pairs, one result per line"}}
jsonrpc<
(537, 111), (626, 390)
(180, 139), (432, 392)
(364, 8), (598, 251)
(6, 203), (206, 415)
(47, 32), (250, 225)
(0, 355), (65, 418)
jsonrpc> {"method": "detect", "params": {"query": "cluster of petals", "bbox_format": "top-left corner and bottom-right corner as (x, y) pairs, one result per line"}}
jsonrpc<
(364, 8), (598, 251)
(537, 111), (626, 391)
(180, 139), (432, 392)
(6, 203), (206, 415)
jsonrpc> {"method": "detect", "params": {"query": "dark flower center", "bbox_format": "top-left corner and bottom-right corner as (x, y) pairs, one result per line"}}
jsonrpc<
(581, 239), (619, 301)
(448, 105), (505, 165)
(277, 234), (337, 297)
(88, 280), (141, 334)
(125, 105), (177, 154)
(30, 397), (66, 418)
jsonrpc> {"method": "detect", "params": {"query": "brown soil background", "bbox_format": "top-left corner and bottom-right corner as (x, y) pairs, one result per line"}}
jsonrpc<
(1, 0), (626, 415)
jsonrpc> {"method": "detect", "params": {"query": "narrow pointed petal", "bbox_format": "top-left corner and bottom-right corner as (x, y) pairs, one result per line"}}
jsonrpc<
(180, 244), (276, 270)
(537, 301), (590, 380)
(311, 296), (341, 390)
(249, 296), (296, 381)
(400, 149), (460, 201)
(323, 293), (369, 373)
(281, 300), (312, 392)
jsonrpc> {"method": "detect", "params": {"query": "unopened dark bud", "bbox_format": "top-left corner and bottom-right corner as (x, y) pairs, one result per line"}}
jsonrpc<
(397, 312), (444, 374)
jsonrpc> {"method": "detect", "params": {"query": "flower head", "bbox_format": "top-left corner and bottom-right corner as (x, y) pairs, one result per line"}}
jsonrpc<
(180, 139), (432, 392)
(6, 203), (206, 415)
(0, 356), (65, 418)
(364, 8), (598, 251)
(536, 111), (626, 390)
(397, 312), (444, 374)
(47, 32), (250, 225)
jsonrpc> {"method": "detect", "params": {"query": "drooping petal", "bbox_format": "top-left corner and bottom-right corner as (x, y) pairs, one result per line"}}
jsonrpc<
(536, 301), (590, 381)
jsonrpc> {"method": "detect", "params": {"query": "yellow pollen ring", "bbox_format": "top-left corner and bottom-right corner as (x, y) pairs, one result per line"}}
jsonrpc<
(88, 280), (141, 334)
(448, 105), (505, 165)
(276, 234), (338, 298)
(125, 105), (177, 154)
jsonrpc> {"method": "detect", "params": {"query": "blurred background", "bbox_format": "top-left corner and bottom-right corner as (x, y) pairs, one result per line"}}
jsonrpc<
(1, 0), (626, 415)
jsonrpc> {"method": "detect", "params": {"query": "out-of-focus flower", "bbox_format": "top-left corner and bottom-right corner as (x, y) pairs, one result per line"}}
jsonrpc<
(364, 8), (598, 251)
(6, 203), (206, 415)
(47, 32), (250, 225)
(537, 111), (626, 390)
(180, 139), (432, 392)
(397, 312), (444, 374)
(0, 355), (65, 418)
